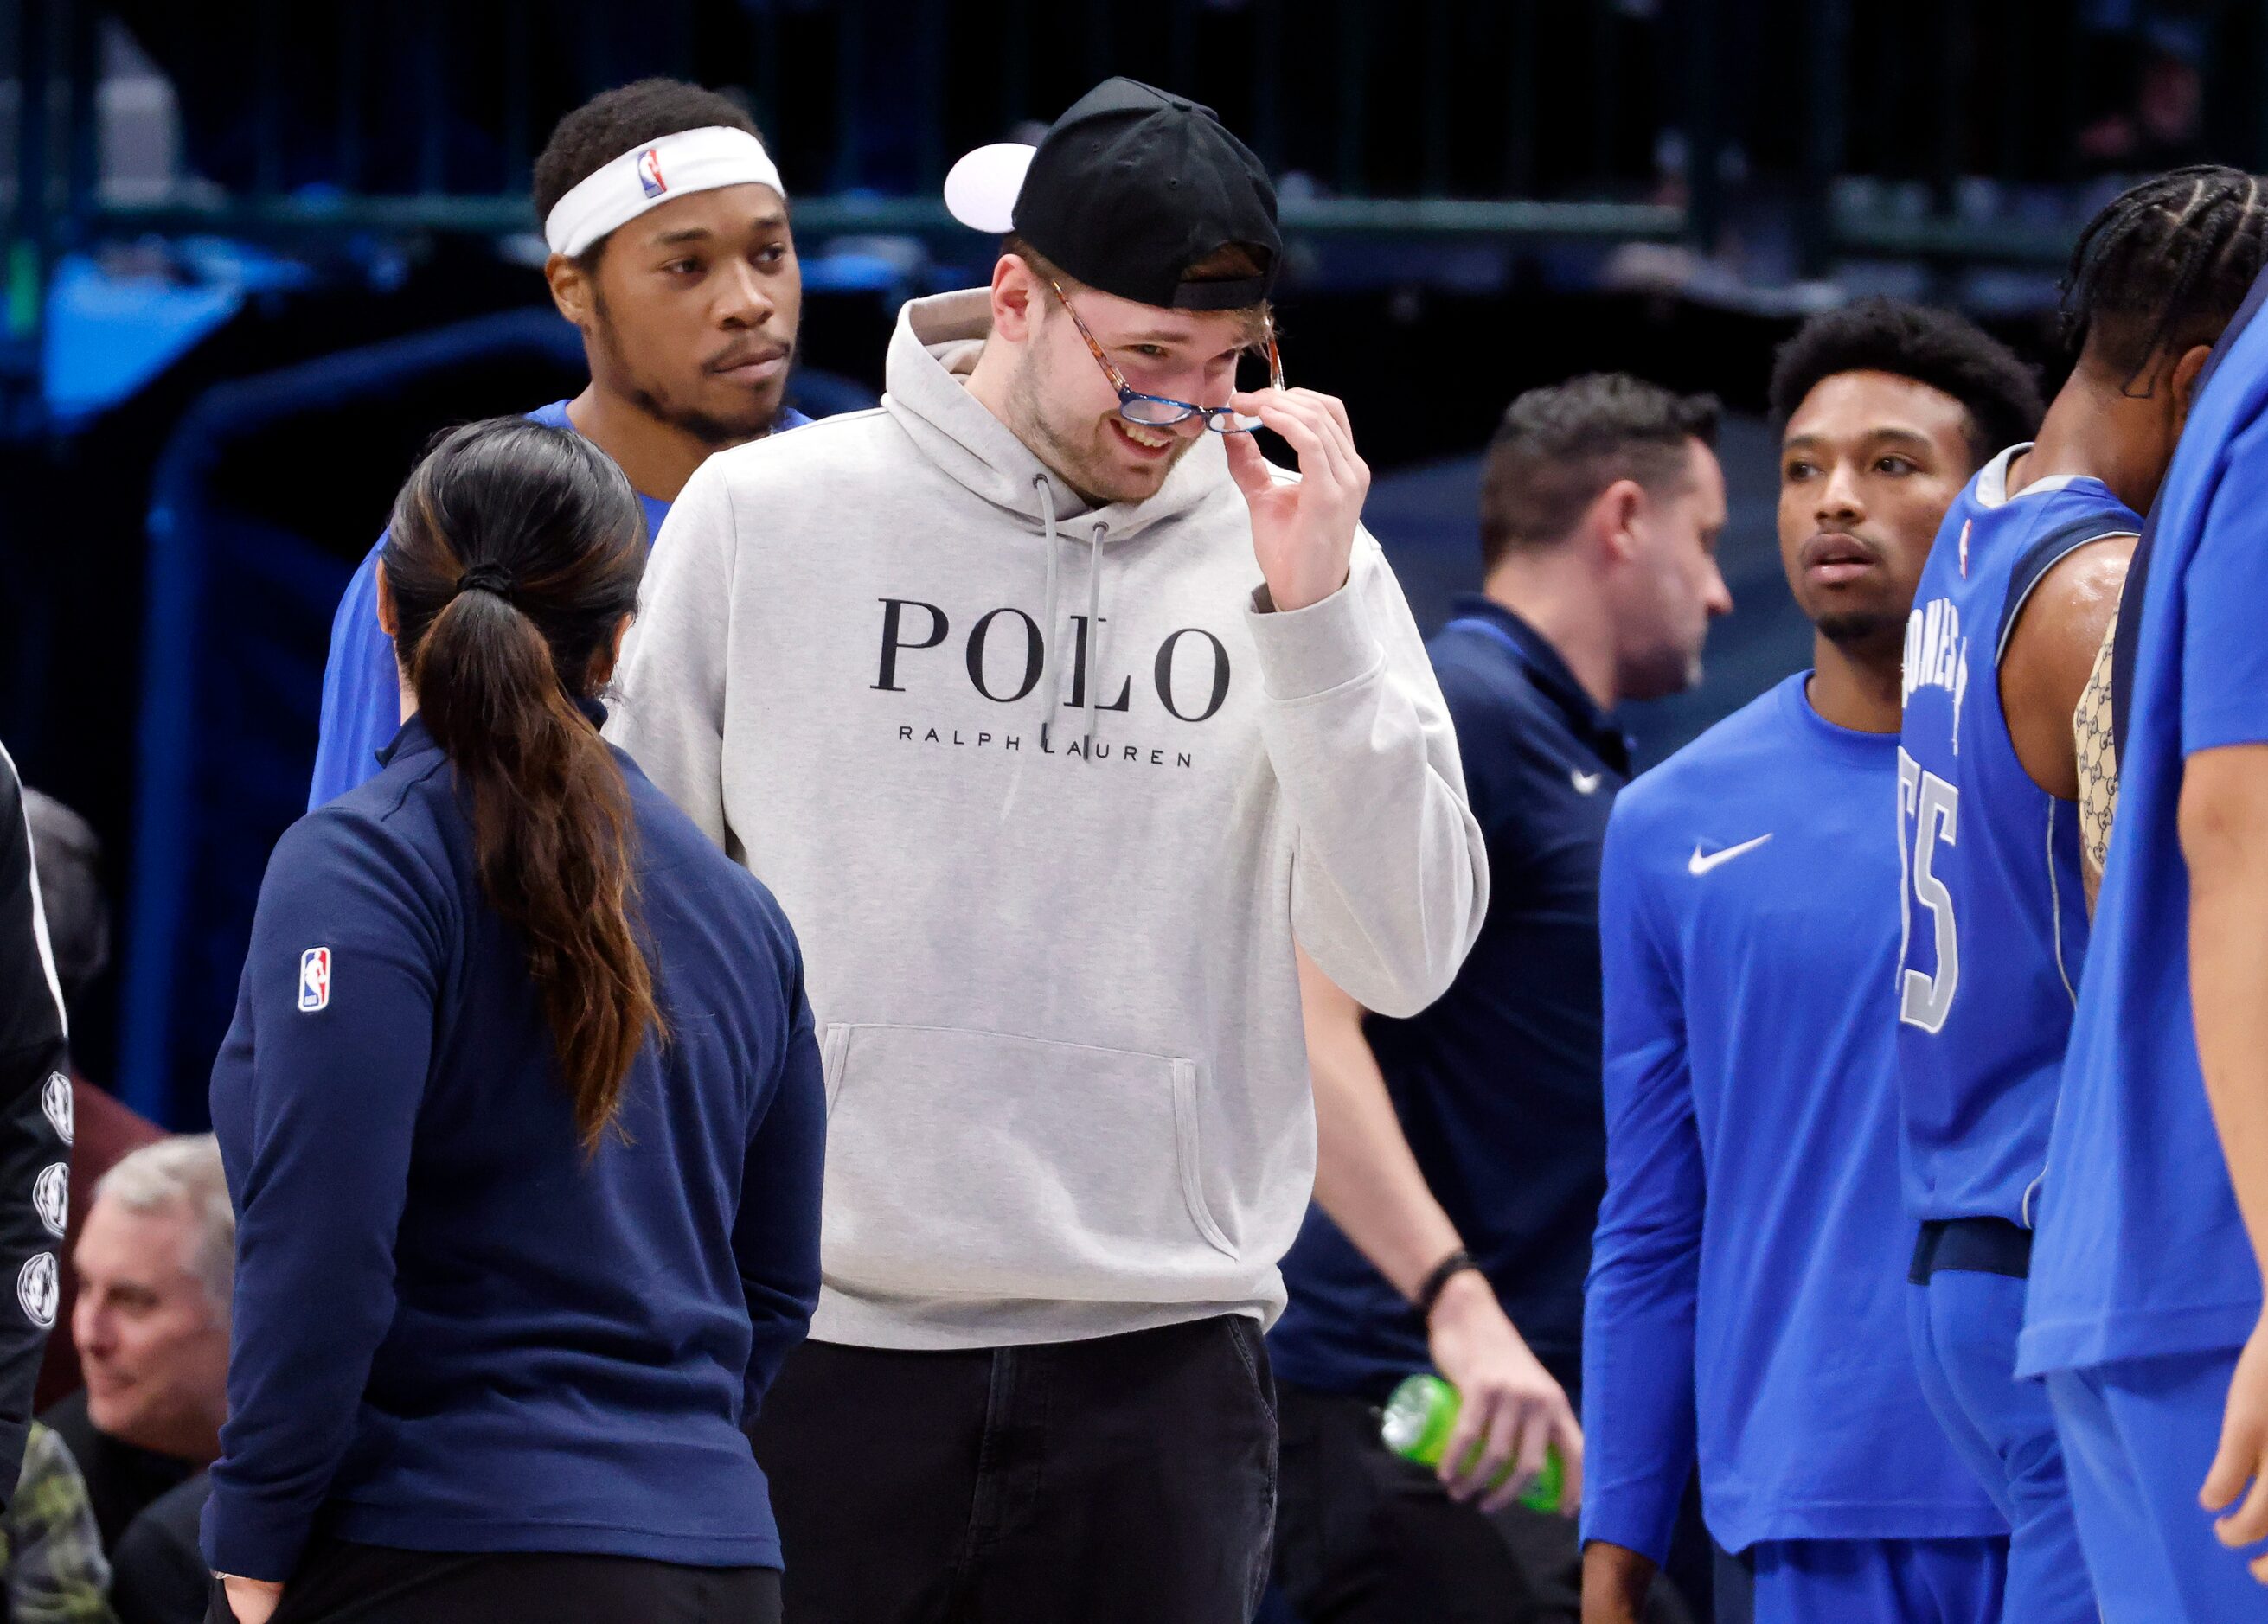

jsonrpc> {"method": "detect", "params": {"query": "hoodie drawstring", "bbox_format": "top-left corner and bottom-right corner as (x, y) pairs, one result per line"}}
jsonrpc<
(1031, 476), (1110, 757)
(1034, 476), (1062, 746)
(1084, 521), (1106, 755)
(1025, 476), (1111, 752)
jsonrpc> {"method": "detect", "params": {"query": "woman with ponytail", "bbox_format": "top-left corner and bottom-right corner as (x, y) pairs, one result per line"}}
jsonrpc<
(201, 419), (823, 1624)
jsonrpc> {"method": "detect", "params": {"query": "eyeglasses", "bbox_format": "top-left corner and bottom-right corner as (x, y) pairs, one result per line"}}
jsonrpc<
(1046, 276), (1283, 435)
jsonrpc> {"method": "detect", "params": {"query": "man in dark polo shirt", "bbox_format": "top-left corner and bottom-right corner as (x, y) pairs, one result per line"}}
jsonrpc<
(1272, 374), (1731, 1623)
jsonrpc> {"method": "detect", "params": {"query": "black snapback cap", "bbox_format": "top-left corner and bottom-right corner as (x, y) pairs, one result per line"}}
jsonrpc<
(944, 78), (1280, 311)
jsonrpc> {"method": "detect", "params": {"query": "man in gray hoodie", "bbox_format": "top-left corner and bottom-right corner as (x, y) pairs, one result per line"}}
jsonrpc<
(607, 78), (1486, 1622)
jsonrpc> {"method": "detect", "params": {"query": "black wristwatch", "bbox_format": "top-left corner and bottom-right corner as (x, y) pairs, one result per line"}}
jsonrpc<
(1413, 1247), (1483, 1322)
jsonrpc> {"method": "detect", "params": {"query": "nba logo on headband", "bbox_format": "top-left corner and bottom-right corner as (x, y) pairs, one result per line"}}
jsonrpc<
(544, 126), (785, 258)
(299, 947), (331, 1013)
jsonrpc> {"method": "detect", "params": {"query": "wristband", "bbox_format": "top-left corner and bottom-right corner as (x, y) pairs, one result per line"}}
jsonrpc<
(1412, 1247), (1482, 1322)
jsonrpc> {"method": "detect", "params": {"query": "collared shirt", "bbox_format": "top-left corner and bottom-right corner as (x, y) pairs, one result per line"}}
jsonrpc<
(1271, 595), (1631, 1399)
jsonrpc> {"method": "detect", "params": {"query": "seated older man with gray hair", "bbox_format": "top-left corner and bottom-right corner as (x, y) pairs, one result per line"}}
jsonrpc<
(41, 1135), (233, 1624)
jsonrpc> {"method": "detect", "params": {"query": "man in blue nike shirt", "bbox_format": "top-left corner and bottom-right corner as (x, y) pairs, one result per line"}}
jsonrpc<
(1583, 299), (2043, 1624)
(1272, 374), (1731, 1623)
(1899, 167), (2266, 1624)
(2021, 178), (2268, 1621)
(309, 77), (811, 806)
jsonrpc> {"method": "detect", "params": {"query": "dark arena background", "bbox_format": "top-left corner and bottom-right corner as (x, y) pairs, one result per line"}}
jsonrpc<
(0, 0), (2248, 1128)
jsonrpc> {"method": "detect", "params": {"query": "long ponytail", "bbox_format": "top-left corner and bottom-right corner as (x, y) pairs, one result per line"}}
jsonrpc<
(382, 419), (657, 1152)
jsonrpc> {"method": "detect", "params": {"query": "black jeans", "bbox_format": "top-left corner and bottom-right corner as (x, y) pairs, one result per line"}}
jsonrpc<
(1273, 1384), (1695, 1624)
(205, 1540), (782, 1624)
(748, 1314), (1279, 1622)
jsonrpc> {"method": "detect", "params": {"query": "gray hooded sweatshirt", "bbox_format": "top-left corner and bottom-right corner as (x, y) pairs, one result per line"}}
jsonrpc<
(606, 289), (1487, 1350)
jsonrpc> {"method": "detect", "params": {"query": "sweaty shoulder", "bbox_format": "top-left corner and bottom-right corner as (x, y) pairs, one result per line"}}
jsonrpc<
(1997, 485), (2140, 797)
(1994, 478), (2139, 611)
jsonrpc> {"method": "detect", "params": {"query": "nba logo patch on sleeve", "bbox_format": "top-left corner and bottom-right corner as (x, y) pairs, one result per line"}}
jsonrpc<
(298, 947), (331, 1013)
(637, 148), (668, 198)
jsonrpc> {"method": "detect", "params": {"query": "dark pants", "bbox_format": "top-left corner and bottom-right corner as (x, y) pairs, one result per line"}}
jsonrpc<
(205, 1540), (782, 1624)
(748, 1314), (1279, 1623)
(1273, 1384), (1695, 1624)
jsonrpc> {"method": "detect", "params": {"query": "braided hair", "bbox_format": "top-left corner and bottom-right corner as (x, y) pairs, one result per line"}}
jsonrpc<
(2062, 165), (2268, 386)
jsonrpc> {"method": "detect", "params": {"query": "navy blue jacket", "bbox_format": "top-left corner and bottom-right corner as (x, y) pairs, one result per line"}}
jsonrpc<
(1272, 598), (1627, 1398)
(203, 708), (824, 1581)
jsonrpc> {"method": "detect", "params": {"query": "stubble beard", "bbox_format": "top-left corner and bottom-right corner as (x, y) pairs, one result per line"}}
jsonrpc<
(592, 297), (783, 448)
(1008, 348), (1193, 508)
(1815, 608), (1904, 649)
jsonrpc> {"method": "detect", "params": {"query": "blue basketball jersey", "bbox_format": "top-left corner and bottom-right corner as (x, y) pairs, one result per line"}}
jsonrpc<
(1896, 448), (2140, 1228)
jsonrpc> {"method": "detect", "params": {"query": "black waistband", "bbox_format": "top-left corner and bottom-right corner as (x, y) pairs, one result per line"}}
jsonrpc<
(1909, 1217), (2033, 1284)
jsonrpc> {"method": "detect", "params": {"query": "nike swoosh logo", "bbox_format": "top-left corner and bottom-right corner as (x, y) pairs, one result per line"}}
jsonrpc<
(1688, 834), (1773, 875)
(1571, 770), (1604, 795)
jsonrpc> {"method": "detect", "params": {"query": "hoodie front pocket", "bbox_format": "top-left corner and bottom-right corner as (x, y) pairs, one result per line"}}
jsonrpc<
(817, 1022), (1240, 1301)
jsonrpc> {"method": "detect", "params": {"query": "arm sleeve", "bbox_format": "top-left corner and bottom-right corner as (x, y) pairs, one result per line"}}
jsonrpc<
(734, 938), (825, 1422)
(604, 462), (739, 849)
(0, 746), (71, 1509)
(1579, 809), (1703, 1564)
(202, 818), (438, 1581)
(1251, 534), (1488, 1018)
(2183, 419), (2268, 756)
(308, 540), (400, 811)
(4, 1424), (112, 1624)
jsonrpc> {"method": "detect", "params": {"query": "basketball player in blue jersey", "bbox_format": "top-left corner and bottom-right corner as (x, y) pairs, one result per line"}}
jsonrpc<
(1582, 299), (2043, 1624)
(308, 78), (810, 807)
(2020, 176), (2268, 1620)
(1899, 167), (2267, 1624)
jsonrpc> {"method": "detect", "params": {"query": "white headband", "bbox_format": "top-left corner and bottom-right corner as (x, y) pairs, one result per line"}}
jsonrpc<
(543, 125), (786, 258)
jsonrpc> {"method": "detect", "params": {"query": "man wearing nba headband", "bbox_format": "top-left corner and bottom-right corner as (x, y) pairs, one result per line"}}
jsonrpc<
(608, 77), (1486, 1622)
(306, 78), (808, 808)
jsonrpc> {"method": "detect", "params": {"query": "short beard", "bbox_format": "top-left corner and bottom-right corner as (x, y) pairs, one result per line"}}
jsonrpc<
(628, 385), (771, 448)
(1815, 609), (1904, 649)
(591, 293), (785, 447)
(1006, 338), (1195, 508)
(1621, 643), (1704, 705)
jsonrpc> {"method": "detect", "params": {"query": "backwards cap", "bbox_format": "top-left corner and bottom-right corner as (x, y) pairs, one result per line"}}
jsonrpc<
(945, 78), (1280, 310)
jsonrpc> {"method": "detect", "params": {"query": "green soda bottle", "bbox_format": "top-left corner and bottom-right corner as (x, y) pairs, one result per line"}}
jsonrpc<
(1379, 1372), (1566, 1513)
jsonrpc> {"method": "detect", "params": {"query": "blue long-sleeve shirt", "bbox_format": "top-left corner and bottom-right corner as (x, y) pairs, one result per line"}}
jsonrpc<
(1583, 675), (2002, 1562)
(308, 401), (812, 809)
(203, 706), (824, 1582)
(2022, 268), (2268, 1379)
